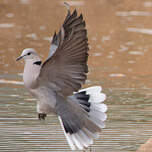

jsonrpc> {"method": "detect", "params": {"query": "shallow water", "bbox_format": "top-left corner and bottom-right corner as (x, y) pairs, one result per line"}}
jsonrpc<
(1, 0), (152, 151)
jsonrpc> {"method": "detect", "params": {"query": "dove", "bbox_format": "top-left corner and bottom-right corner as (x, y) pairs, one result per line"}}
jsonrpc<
(16, 2), (107, 150)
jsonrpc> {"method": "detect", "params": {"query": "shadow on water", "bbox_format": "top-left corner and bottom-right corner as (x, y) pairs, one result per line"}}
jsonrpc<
(1, 0), (152, 151)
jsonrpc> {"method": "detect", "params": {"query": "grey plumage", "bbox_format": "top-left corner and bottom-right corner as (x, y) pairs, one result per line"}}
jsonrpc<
(17, 2), (107, 150)
(39, 8), (88, 97)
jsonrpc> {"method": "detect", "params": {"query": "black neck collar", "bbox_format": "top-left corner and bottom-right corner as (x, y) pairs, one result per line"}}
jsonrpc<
(33, 61), (42, 65)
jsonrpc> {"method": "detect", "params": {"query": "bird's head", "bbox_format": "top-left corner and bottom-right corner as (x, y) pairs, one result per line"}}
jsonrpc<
(16, 48), (39, 61)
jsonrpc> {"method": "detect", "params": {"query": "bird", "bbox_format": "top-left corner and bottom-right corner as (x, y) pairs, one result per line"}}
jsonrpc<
(16, 2), (107, 150)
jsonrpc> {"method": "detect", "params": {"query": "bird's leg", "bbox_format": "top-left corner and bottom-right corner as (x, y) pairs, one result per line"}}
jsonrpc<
(89, 147), (92, 152)
(38, 113), (47, 120)
(83, 147), (92, 152)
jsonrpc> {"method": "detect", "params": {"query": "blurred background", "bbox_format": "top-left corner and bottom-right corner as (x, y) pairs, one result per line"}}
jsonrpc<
(1, 0), (152, 151)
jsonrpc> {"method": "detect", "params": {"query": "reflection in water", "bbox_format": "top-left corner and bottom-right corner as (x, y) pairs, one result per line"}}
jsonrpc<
(1, 80), (152, 152)
(20, 0), (31, 5)
(1, 0), (152, 151)
(127, 27), (152, 35)
(0, 23), (15, 28)
(0, 79), (23, 85)
(144, 2), (152, 8)
(26, 33), (38, 40)
(116, 11), (152, 17)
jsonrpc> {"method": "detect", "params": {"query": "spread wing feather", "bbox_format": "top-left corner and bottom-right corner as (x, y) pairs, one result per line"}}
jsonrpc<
(38, 6), (89, 96)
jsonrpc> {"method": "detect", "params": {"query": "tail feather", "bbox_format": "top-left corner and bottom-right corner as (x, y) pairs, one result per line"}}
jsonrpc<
(59, 116), (97, 150)
(72, 134), (83, 150)
(80, 86), (102, 93)
(78, 130), (93, 145)
(58, 86), (107, 150)
(89, 110), (107, 122)
(83, 127), (99, 139)
(58, 116), (76, 150)
(89, 93), (106, 103)
(91, 103), (107, 113)
(79, 86), (106, 103)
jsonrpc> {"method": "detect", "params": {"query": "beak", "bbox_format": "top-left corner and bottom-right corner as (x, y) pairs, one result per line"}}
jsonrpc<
(16, 56), (23, 61)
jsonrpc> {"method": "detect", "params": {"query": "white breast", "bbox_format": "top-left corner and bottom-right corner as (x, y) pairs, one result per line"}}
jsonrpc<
(23, 60), (41, 89)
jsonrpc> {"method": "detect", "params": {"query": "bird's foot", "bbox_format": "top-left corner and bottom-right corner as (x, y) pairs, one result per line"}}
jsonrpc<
(83, 147), (92, 152)
(38, 113), (47, 120)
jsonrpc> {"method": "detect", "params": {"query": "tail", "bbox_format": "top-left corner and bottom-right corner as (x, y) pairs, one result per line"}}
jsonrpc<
(57, 86), (107, 150)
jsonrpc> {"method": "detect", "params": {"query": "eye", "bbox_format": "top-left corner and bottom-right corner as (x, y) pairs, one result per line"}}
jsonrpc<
(27, 52), (31, 55)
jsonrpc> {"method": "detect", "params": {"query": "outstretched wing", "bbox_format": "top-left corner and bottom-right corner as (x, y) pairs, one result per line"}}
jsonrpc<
(38, 6), (89, 97)
(48, 3), (71, 58)
(48, 31), (59, 58)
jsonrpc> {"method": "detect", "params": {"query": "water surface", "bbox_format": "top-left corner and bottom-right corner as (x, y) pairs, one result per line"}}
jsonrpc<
(1, 0), (152, 151)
